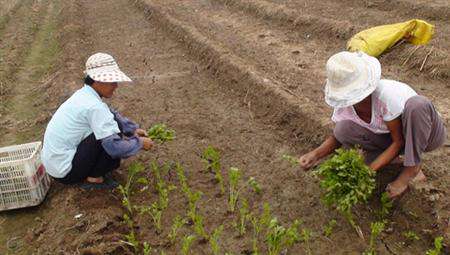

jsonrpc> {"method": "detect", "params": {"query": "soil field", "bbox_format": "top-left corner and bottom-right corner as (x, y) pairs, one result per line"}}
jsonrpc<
(0, 0), (448, 254)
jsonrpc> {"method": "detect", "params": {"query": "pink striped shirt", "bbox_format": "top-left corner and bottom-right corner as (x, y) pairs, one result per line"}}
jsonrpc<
(332, 79), (417, 134)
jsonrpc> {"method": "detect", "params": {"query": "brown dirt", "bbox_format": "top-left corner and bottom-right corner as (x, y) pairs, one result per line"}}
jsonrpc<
(0, 0), (448, 254)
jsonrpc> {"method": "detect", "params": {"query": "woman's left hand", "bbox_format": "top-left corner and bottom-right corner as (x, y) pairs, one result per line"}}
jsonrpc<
(135, 128), (148, 137)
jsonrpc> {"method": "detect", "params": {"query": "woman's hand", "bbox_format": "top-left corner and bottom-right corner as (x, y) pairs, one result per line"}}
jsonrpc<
(299, 151), (319, 171)
(135, 128), (148, 137)
(140, 137), (154, 150)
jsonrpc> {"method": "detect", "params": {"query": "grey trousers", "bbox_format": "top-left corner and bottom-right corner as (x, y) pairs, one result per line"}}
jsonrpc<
(333, 96), (447, 167)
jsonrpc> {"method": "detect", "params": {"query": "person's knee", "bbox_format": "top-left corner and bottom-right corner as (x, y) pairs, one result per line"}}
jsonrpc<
(404, 96), (431, 115)
(334, 120), (356, 143)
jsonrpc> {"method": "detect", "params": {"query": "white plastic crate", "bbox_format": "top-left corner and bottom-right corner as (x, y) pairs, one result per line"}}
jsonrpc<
(0, 141), (51, 211)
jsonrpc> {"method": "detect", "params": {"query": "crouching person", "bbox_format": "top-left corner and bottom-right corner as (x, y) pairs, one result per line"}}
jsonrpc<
(299, 51), (446, 199)
(42, 53), (153, 189)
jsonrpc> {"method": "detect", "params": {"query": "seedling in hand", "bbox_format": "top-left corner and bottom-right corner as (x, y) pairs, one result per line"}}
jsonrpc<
(314, 148), (375, 239)
(147, 123), (175, 143)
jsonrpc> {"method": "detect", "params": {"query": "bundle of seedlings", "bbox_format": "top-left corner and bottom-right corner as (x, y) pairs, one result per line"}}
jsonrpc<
(147, 123), (175, 143)
(314, 148), (376, 239)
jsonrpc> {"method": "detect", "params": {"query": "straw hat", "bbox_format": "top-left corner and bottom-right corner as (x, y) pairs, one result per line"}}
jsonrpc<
(84, 53), (132, 83)
(324, 51), (381, 108)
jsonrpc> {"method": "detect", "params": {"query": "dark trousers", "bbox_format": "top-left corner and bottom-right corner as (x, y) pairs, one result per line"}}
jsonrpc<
(55, 133), (121, 184)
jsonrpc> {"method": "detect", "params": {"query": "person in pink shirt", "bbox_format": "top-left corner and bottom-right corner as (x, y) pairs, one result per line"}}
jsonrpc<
(299, 51), (446, 199)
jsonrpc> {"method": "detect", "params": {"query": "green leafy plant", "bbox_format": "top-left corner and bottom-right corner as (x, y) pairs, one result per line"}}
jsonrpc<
(189, 210), (209, 240)
(143, 242), (153, 255)
(248, 177), (262, 194)
(201, 146), (225, 194)
(260, 202), (272, 229)
(266, 218), (301, 255)
(175, 163), (202, 215)
(235, 198), (251, 236)
(151, 162), (176, 210)
(181, 235), (196, 255)
(250, 202), (272, 255)
(426, 236), (443, 255)
(363, 221), (385, 255)
(168, 215), (187, 244)
(138, 202), (163, 233)
(122, 213), (139, 253)
(250, 214), (260, 255)
(176, 163), (190, 194)
(403, 230), (420, 243)
(314, 148), (375, 238)
(282, 154), (299, 165)
(147, 123), (175, 143)
(228, 167), (242, 212)
(118, 163), (145, 254)
(323, 219), (337, 237)
(118, 162), (145, 213)
(209, 225), (224, 255)
(300, 228), (312, 255)
(378, 192), (393, 220)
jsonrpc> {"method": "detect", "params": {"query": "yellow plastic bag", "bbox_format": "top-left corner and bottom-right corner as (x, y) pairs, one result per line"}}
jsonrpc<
(347, 19), (434, 57)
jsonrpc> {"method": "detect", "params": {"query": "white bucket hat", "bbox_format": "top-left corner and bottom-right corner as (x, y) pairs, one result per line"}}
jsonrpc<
(84, 53), (132, 83)
(324, 51), (381, 108)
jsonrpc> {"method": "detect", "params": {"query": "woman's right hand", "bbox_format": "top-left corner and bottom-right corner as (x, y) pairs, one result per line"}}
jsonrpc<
(140, 137), (154, 150)
(299, 151), (319, 171)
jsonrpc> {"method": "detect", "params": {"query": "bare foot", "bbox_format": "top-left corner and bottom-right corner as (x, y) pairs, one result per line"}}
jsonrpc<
(411, 170), (427, 183)
(86, 176), (104, 183)
(386, 166), (424, 199)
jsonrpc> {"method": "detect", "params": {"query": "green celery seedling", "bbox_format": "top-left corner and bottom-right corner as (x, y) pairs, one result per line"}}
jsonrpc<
(138, 202), (163, 234)
(228, 167), (242, 212)
(122, 213), (139, 253)
(118, 162), (145, 213)
(151, 161), (176, 210)
(147, 123), (175, 143)
(378, 192), (393, 220)
(314, 148), (375, 238)
(201, 146), (225, 194)
(248, 177), (262, 194)
(189, 211), (208, 240)
(143, 242), (152, 255)
(300, 228), (312, 255)
(363, 221), (385, 255)
(403, 231), (420, 242)
(266, 218), (301, 255)
(209, 225), (224, 255)
(323, 219), (337, 237)
(426, 236), (443, 255)
(250, 202), (272, 255)
(181, 235), (196, 255)
(266, 218), (286, 255)
(235, 198), (250, 236)
(168, 215), (187, 244)
(282, 154), (299, 165)
(250, 214), (260, 255)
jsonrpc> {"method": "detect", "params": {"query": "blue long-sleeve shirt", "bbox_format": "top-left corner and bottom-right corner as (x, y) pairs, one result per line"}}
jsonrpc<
(101, 109), (143, 159)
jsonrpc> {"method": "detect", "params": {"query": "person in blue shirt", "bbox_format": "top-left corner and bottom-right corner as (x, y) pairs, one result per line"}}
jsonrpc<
(42, 53), (153, 189)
